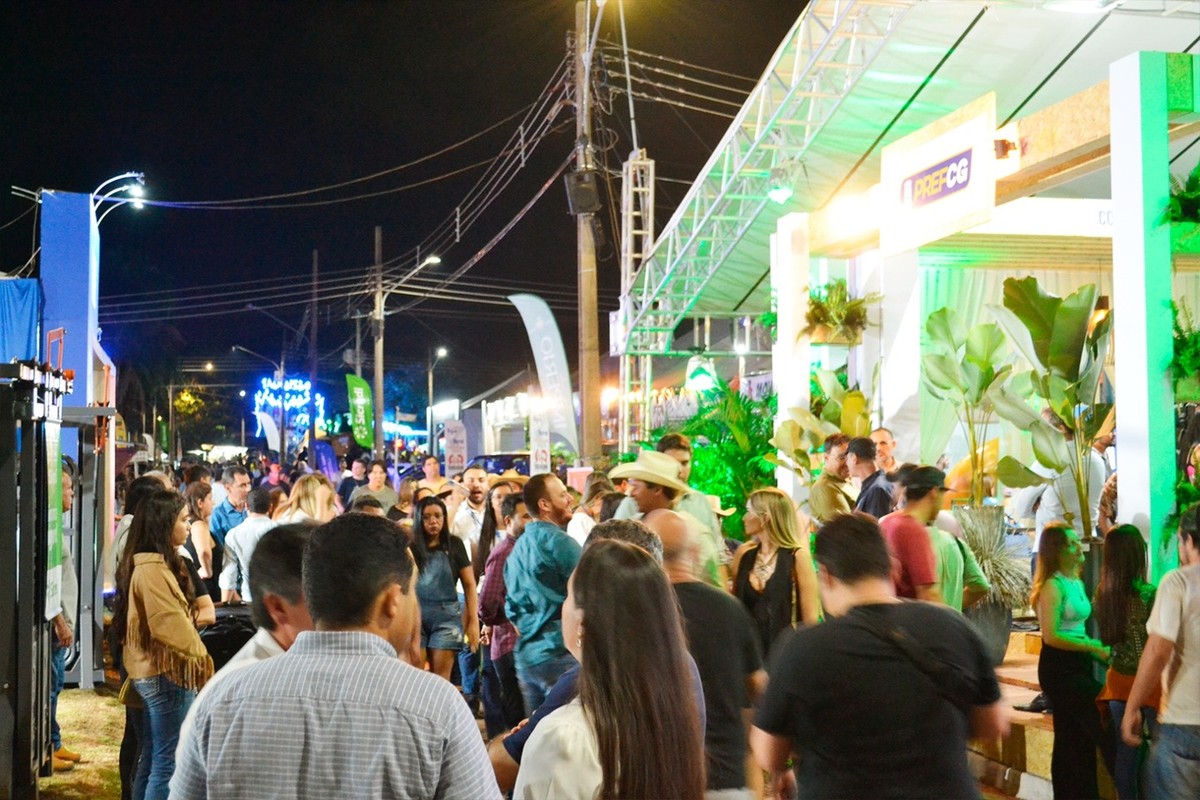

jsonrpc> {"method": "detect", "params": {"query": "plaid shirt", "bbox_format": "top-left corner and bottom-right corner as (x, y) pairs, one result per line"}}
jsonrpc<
(171, 631), (500, 799)
(479, 535), (517, 660)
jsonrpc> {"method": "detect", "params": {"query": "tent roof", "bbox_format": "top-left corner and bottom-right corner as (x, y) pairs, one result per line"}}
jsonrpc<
(625, 0), (1200, 353)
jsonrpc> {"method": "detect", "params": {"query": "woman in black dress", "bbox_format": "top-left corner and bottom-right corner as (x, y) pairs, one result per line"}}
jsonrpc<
(732, 487), (821, 653)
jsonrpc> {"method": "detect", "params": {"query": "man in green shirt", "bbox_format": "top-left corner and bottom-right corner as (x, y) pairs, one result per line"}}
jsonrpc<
(809, 434), (857, 525)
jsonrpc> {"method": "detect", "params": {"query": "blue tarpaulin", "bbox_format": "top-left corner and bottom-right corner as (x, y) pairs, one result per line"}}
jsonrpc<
(0, 279), (42, 362)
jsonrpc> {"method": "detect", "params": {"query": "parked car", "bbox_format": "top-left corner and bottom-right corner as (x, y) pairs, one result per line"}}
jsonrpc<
(465, 453), (530, 476)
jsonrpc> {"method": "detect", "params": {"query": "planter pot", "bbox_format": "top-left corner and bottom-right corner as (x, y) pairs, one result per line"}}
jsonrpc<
(954, 504), (1026, 666)
(1178, 374), (1200, 403)
(964, 600), (1013, 667)
(1172, 221), (1200, 255)
(807, 324), (861, 346)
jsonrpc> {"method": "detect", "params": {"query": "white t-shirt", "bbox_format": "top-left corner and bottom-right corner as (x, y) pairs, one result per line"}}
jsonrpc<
(565, 511), (595, 547)
(1146, 562), (1200, 725)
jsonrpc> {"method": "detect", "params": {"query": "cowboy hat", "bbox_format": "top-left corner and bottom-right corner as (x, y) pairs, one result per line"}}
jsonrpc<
(707, 494), (734, 517)
(608, 451), (691, 495)
(488, 469), (529, 488)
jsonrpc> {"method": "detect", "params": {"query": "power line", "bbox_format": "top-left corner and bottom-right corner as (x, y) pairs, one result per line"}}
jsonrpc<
(596, 39), (758, 84)
(138, 103), (539, 206)
(0, 203), (34, 231)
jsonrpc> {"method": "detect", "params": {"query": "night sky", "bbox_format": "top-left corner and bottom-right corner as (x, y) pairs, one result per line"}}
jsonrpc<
(3, 1), (804, 403)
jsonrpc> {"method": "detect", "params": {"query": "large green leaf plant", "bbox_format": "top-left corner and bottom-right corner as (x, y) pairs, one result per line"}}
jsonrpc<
(921, 307), (1029, 506)
(988, 277), (1113, 535)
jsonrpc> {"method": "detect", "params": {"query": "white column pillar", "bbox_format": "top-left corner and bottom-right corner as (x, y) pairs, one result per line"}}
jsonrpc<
(1109, 51), (1178, 579)
(771, 213), (811, 501)
(874, 249), (923, 464)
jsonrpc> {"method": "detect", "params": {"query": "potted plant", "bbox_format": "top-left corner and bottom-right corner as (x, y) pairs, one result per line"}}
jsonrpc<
(989, 277), (1114, 538)
(1173, 300), (1200, 403)
(1166, 161), (1200, 254)
(801, 279), (881, 345)
(921, 306), (1031, 663)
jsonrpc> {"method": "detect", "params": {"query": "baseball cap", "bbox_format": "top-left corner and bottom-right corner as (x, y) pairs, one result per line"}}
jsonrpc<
(900, 466), (949, 494)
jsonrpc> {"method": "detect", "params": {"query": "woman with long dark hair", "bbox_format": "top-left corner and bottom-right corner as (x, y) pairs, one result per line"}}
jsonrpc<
(473, 482), (516, 581)
(1094, 524), (1159, 799)
(113, 490), (213, 800)
(515, 538), (706, 799)
(411, 495), (479, 681)
(1032, 523), (1112, 800)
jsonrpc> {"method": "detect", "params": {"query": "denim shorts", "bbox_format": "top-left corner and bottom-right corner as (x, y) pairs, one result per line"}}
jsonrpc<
(421, 600), (462, 651)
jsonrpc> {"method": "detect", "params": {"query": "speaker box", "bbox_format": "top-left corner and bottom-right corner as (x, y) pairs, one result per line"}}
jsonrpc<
(564, 170), (602, 215)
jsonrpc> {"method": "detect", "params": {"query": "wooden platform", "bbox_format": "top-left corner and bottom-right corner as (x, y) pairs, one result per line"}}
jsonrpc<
(968, 631), (1115, 800)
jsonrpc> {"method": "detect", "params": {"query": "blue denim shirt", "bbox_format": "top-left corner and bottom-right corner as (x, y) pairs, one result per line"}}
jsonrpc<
(209, 499), (247, 547)
(503, 520), (581, 669)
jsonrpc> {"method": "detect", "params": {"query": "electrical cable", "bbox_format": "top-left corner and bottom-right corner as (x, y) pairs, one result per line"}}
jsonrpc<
(391, 152), (575, 313)
(596, 39), (757, 84)
(609, 87), (736, 120)
(1000, 10), (1111, 127)
(141, 103), (539, 206)
(609, 72), (745, 109)
(0, 203), (34, 231)
(604, 54), (754, 97)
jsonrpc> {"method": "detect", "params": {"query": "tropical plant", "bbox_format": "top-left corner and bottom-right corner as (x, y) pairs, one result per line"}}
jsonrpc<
(801, 279), (882, 342)
(956, 506), (1031, 609)
(1165, 161), (1200, 224)
(989, 277), (1113, 536)
(1172, 300), (1200, 392)
(766, 406), (840, 487)
(811, 367), (870, 437)
(921, 307), (1028, 506)
(651, 380), (777, 538)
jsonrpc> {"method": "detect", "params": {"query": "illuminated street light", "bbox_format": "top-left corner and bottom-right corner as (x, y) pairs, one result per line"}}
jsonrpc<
(92, 171), (146, 225)
(427, 347), (448, 454)
(204, 361), (214, 371)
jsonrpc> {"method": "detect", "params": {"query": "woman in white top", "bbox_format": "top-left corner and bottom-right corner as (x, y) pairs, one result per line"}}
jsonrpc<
(565, 474), (614, 546)
(515, 538), (706, 799)
(274, 474), (337, 523)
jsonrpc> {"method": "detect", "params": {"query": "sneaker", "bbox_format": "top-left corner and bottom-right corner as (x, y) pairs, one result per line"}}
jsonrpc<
(52, 756), (75, 772)
(55, 745), (82, 762)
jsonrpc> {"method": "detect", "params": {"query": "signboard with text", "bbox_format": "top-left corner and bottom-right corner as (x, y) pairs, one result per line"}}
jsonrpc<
(880, 93), (997, 257)
(443, 420), (468, 474)
(530, 413), (551, 475)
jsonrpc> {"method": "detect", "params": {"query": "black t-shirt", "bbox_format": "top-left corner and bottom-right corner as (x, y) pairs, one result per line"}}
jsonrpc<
(674, 581), (763, 791)
(182, 553), (210, 599)
(337, 476), (368, 508)
(755, 602), (999, 800)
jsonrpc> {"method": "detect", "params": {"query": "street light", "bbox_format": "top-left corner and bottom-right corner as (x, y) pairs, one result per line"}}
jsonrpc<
(92, 171), (146, 225)
(232, 345), (287, 461)
(427, 347), (448, 455)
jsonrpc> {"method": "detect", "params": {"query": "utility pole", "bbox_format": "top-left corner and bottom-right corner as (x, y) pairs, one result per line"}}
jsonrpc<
(372, 226), (385, 459)
(575, 0), (601, 467)
(279, 331), (288, 463)
(354, 316), (362, 377)
(308, 249), (318, 459)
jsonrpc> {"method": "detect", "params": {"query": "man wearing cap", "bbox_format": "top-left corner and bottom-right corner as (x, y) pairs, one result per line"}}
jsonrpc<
(809, 434), (857, 525)
(610, 450), (727, 588)
(879, 466), (945, 603)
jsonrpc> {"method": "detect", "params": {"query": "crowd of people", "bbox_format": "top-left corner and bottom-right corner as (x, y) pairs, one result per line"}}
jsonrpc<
(45, 422), (1197, 799)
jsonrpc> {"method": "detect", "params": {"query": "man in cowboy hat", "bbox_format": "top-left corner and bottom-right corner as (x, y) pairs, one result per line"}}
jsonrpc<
(610, 450), (727, 588)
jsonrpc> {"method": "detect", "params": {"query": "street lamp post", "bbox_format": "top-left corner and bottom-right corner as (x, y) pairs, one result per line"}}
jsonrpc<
(368, 225), (440, 459)
(232, 345), (286, 461)
(91, 171), (146, 225)
(427, 347), (448, 456)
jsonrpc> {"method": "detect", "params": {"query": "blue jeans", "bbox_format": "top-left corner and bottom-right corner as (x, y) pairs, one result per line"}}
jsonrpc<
(1109, 700), (1157, 799)
(516, 651), (577, 717)
(1147, 723), (1200, 800)
(50, 645), (66, 749)
(458, 644), (480, 697)
(132, 675), (195, 800)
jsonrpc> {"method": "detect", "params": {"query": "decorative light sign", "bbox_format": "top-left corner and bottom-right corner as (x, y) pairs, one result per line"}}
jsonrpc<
(253, 377), (325, 438)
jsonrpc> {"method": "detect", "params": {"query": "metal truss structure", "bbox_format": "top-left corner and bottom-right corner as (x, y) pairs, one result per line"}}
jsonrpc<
(620, 0), (913, 361)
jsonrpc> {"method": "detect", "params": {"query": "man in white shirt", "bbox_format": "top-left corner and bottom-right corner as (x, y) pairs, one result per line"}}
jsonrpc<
(452, 465), (490, 550)
(1121, 508), (1200, 797)
(1011, 413), (1106, 544)
(219, 487), (279, 603)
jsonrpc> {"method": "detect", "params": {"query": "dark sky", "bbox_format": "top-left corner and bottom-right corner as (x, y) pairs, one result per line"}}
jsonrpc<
(3, 0), (804, 402)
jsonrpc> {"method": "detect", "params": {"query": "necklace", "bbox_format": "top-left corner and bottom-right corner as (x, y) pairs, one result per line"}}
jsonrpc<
(752, 546), (778, 587)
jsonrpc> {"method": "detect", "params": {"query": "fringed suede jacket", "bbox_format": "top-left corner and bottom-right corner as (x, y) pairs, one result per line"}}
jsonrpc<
(123, 553), (214, 691)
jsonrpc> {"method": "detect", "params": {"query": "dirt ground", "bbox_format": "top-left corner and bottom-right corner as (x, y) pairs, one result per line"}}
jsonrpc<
(39, 685), (124, 800)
